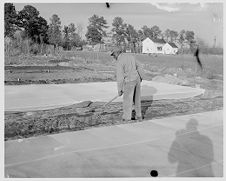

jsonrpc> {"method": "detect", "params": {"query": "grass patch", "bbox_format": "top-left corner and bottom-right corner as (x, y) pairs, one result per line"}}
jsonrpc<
(5, 51), (223, 85)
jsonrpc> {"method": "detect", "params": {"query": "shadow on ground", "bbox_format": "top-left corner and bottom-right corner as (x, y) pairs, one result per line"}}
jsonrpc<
(168, 118), (214, 177)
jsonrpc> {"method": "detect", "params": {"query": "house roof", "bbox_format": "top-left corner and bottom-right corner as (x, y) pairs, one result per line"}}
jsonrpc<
(168, 42), (178, 48)
(151, 38), (166, 44)
(142, 37), (166, 44)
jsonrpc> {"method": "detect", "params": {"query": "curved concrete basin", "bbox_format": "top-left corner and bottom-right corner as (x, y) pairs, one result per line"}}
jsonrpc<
(5, 81), (205, 112)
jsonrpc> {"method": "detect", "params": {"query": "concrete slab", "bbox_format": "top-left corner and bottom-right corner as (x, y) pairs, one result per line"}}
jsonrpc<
(5, 110), (223, 178)
(5, 80), (205, 112)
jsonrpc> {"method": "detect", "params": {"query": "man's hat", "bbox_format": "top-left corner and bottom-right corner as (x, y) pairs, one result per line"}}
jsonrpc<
(110, 47), (122, 56)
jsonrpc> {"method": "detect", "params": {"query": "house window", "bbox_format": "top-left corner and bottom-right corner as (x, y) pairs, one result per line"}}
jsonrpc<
(157, 47), (162, 51)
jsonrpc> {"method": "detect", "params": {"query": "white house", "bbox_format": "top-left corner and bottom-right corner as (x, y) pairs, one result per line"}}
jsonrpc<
(163, 42), (178, 54)
(142, 37), (166, 54)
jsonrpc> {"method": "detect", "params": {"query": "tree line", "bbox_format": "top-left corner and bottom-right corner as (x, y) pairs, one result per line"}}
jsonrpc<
(5, 3), (84, 52)
(85, 15), (197, 52)
(5, 3), (221, 55)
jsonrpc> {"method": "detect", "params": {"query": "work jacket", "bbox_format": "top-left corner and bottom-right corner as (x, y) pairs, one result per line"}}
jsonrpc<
(116, 53), (144, 92)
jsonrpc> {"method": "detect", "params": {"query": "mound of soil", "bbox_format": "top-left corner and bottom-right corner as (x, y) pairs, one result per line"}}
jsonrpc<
(48, 58), (70, 63)
(5, 93), (223, 141)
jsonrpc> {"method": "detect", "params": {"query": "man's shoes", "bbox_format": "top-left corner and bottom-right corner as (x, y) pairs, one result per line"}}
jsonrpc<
(131, 110), (136, 120)
(131, 117), (136, 120)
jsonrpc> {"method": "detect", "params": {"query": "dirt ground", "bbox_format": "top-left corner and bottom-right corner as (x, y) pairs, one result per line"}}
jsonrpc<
(4, 52), (223, 140)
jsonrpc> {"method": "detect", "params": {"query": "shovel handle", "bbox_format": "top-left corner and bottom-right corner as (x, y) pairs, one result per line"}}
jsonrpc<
(103, 95), (119, 108)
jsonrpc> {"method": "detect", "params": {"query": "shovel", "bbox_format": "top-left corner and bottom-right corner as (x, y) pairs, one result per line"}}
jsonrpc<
(95, 94), (120, 119)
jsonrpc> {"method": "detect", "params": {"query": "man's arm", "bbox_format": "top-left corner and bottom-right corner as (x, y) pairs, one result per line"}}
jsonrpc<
(116, 60), (124, 96)
(136, 60), (145, 81)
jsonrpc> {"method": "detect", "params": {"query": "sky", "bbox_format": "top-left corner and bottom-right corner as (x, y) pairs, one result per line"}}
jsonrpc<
(14, 2), (223, 47)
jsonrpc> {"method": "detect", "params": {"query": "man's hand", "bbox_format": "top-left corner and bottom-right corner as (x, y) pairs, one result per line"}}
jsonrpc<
(118, 90), (123, 96)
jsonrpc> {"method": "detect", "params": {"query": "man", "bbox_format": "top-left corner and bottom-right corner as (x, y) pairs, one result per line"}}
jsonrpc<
(111, 48), (144, 121)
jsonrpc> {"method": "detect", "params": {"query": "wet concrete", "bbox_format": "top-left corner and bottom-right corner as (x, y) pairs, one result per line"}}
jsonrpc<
(5, 80), (205, 112)
(5, 110), (222, 177)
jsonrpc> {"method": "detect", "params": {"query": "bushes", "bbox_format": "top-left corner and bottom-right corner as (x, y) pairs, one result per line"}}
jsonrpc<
(30, 43), (39, 55)
(5, 35), (64, 57)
